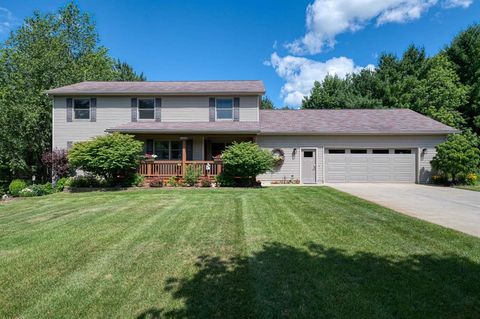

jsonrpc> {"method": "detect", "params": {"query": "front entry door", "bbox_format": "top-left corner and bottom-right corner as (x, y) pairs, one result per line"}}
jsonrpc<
(301, 149), (316, 184)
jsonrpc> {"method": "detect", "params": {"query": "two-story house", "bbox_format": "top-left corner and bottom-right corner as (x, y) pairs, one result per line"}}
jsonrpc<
(47, 80), (457, 184)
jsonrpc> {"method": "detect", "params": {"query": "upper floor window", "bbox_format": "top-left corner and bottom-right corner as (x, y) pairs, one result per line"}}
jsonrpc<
(216, 98), (233, 120)
(138, 98), (155, 119)
(74, 98), (90, 120)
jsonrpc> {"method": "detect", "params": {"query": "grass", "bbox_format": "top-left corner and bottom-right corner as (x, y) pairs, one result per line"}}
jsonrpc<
(1, 187), (480, 318)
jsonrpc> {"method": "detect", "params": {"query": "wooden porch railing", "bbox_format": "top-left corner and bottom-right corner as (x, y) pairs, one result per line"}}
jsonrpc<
(138, 160), (222, 179)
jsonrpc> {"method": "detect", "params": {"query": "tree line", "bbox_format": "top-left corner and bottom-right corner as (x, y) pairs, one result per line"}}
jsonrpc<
(0, 3), (145, 186)
(301, 25), (480, 136)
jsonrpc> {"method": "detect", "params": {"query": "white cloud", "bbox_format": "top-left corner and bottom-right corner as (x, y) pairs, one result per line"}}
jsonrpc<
(0, 7), (15, 33)
(268, 52), (374, 107)
(443, 0), (472, 7)
(287, 0), (473, 55)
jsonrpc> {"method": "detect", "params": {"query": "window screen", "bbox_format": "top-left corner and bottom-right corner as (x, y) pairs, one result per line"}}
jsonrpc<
(216, 99), (233, 119)
(138, 98), (155, 119)
(74, 99), (90, 119)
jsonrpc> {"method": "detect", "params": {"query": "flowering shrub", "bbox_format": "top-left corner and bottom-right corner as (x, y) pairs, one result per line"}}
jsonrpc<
(19, 188), (35, 197)
(465, 172), (478, 186)
(143, 154), (158, 160)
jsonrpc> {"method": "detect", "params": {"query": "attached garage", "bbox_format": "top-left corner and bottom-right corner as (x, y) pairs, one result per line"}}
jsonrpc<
(325, 148), (416, 183)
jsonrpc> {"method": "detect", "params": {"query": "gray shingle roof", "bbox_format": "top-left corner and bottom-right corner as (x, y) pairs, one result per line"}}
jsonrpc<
(46, 80), (265, 95)
(259, 109), (458, 135)
(106, 109), (457, 135)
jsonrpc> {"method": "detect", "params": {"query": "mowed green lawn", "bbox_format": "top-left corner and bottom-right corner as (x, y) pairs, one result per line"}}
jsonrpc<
(1, 187), (480, 318)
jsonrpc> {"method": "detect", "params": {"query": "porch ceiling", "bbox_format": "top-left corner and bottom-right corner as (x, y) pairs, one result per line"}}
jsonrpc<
(106, 121), (260, 134)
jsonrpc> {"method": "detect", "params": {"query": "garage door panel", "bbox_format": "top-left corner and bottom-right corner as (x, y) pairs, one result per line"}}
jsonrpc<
(325, 151), (415, 183)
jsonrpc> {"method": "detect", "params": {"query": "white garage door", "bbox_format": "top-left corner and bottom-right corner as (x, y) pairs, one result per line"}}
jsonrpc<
(325, 148), (416, 183)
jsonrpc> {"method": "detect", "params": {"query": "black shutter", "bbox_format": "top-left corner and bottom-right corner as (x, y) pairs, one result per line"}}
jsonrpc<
(131, 98), (137, 122)
(66, 141), (73, 149)
(233, 97), (240, 121)
(66, 98), (73, 122)
(90, 98), (97, 122)
(155, 97), (162, 122)
(209, 98), (215, 122)
(145, 139), (154, 155)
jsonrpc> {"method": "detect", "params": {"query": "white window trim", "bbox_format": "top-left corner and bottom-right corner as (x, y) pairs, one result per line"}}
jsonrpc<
(137, 98), (156, 121)
(215, 97), (234, 121)
(73, 98), (91, 121)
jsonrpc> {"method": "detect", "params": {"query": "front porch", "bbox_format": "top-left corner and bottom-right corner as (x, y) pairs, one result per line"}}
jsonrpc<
(135, 134), (255, 179)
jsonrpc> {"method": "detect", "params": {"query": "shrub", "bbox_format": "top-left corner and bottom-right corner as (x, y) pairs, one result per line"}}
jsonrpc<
(149, 178), (163, 187)
(67, 175), (108, 188)
(184, 165), (202, 186)
(55, 177), (69, 192)
(18, 188), (35, 197)
(9, 179), (27, 197)
(220, 142), (274, 187)
(431, 175), (448, 185)
(122, 173), (145, 187)
(166, 176), (181, 187)
(465, 172), (478, 186)
(199, 177), (212, 187)
(68, 133), (143, 185)
(30, 183), (54, 196)
(215, 173), (236, 187)
(42, 148), (71, 179)
(431, 132), (480, 183)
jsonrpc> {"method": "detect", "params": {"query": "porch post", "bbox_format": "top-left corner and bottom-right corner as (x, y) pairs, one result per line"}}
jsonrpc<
(180, 137), (188, 177)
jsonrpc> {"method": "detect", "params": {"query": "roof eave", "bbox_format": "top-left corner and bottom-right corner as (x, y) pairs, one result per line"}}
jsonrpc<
(45, 91), (265, 96)
(105, 128), (261, 134)
(258, 130), (459, 136)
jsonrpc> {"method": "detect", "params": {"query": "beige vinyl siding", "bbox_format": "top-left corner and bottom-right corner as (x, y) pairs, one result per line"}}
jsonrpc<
(238, 96), (259, 121)
(53, 95), (261, 149)
(53, 96), (131, 149)
(161, 96), (210, 122)
(257, 135), (447, 184)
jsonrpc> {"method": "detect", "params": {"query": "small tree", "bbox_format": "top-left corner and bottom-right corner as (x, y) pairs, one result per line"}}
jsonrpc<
(42, 148), (71, 180)
(184, 165), (202, 186)
(220, 142), (274, 186)
(68, 133), (143, 185)
(431, 132), (480, 183)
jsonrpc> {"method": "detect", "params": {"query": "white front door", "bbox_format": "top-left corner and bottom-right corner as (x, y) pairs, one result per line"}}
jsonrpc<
(301, 149), (317, 184)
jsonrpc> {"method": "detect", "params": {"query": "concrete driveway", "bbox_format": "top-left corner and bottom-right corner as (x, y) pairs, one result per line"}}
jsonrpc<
(329, 183), (480, 237)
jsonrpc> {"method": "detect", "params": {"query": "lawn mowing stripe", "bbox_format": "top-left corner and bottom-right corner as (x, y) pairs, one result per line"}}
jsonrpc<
(19, 194), (183, 318)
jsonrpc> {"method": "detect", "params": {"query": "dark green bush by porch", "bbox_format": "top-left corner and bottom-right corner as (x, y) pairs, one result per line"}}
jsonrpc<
(219, 142), (274, 187)
(68, 133), (143, 185)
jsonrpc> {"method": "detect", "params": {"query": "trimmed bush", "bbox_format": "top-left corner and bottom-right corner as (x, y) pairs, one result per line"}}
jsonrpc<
(184, 165), (202, 186)
(42, 148), (71, 178)
(66, 175), (108, 188)
(55, 177), (69, 192)
(220, 142), (274, 187)
(31, 183), (54, 196)
(431, 132), (480, 183)
(68, 133), (143, 185)
(9, 179), (27, 197)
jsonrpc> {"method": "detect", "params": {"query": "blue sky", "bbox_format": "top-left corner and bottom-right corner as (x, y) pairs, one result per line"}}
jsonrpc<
(1, 0), (479, 107)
